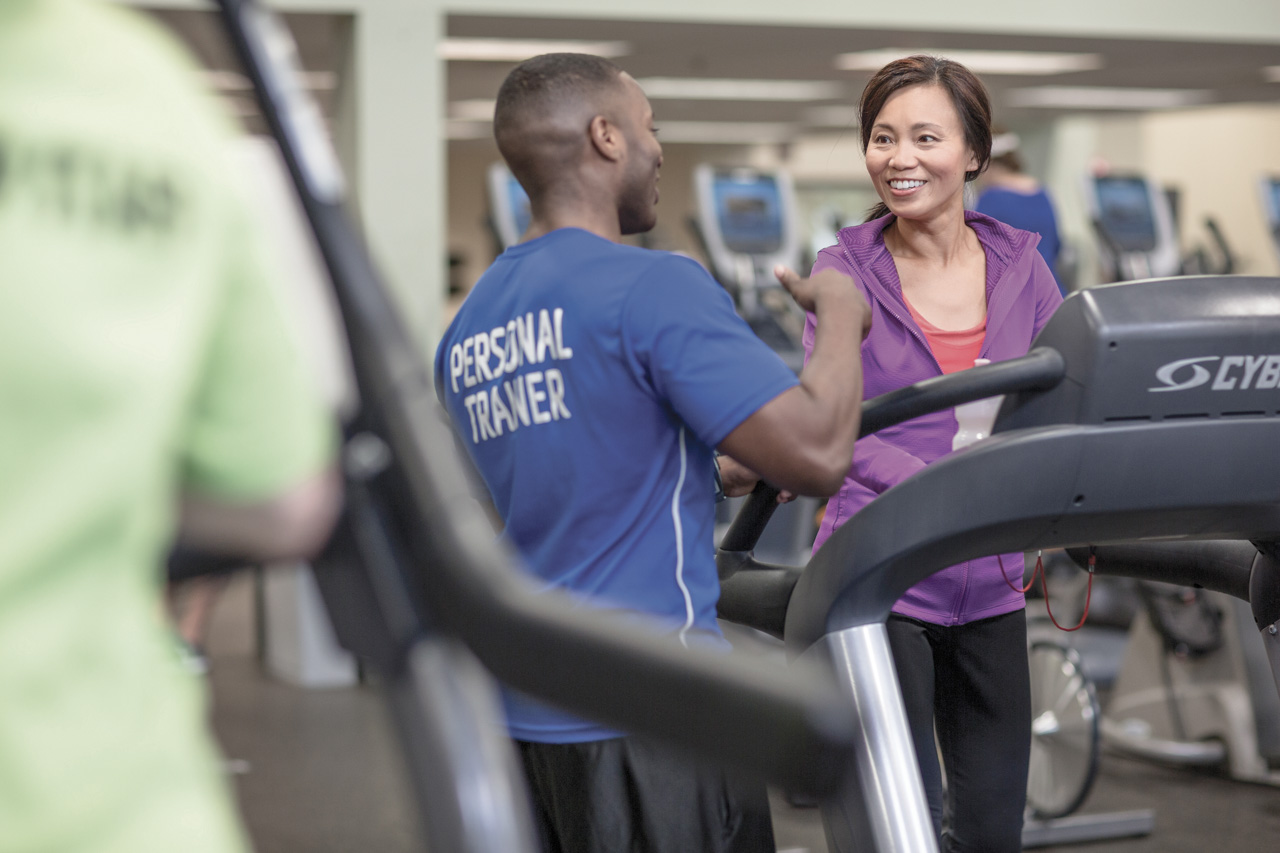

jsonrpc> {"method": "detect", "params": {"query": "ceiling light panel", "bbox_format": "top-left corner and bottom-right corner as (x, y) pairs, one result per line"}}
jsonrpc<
(804, 105), (860, 127)
(836, 48), (1103, 76)
(440, 38), (631, 61)
(653, 121), (794, 143)
(1007, 86), (1212, 109)
(445, 120), (493, 140)
(450, 99), (496, 121)
(635, 78), (841, 101)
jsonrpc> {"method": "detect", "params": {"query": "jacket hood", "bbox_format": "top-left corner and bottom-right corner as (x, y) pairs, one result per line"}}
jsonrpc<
(837, 211), (1040, 278)
(834, 211), (1043, 343)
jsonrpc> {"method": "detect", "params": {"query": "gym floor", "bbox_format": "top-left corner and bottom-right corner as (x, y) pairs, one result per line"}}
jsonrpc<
(204, 575), (1280, 853)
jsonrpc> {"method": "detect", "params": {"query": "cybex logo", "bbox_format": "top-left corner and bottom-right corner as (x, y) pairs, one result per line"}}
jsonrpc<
(1149, 357), (1219, 392)
(1149, 355), (1280, 392)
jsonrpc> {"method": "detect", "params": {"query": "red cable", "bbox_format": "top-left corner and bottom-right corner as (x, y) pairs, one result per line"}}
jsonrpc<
(998, 551), (1041, 594)
(997, 548), (1094, 631)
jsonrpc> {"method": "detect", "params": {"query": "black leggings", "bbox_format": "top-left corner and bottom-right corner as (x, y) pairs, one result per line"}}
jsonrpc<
(887, 610), (1031, 853)
(517, 736), (775, 853)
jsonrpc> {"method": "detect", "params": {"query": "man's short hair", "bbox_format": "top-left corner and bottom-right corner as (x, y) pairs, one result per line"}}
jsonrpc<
(493, 53), (624, 193)
(494, 53), (623, 139)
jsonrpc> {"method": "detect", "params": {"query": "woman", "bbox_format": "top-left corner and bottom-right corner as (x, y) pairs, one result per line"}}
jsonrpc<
(803, 56), (1062, 852)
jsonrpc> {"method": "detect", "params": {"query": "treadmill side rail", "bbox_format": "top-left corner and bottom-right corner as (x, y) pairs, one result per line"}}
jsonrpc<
(815, 625), (939, 853)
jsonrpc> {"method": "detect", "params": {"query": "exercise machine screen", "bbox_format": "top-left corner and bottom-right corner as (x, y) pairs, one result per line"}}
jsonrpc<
(1262, 177), (1280, 235)
(1094, 176), (1159, 253)
(713, 173), (784, 255)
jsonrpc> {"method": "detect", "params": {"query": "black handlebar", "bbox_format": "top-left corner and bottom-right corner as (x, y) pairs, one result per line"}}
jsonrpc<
(1203, 216), (1237, 276)
(859, 347), (1066, 437)
(720, 348), (1067, 555)
(215, 0), (856, 797)
(1068, 541), (1280, 632)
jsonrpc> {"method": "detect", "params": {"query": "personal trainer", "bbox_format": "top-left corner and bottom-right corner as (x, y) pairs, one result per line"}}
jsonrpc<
(434, 53), (870, 853)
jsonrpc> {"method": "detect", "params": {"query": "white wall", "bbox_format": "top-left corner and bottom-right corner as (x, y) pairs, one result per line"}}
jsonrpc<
(1139, 105), (1280, 276)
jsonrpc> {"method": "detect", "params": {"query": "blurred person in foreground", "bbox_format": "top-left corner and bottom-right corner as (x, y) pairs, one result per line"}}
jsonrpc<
(975, 129), (1067, 296)
(435, 53), (871, 852)
(0, 2), (340, 851)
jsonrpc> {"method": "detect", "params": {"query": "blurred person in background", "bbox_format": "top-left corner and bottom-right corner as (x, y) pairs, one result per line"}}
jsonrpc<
(0, 2), (340, 851)
(802, 56), (1062, 852)
(975, 129), (1067, 295)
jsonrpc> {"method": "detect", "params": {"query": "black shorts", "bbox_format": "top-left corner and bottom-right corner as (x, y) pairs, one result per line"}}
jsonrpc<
(516, 736), (775, 853)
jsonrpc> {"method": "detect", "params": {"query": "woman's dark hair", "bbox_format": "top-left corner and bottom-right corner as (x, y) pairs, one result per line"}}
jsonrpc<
(858, 55), (992, 222)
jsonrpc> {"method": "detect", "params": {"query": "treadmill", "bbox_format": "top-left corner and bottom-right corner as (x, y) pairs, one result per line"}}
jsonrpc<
(718, 274), (1280, 852)
(213, 3), (859, 851)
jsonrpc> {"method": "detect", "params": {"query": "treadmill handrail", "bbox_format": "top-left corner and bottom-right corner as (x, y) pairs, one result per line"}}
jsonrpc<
(1069, 542), (1280, 631)
(785, 417), (1280, 650)
(215, 0), (856, 795)
(718, 348), (1067, 556)
(859, 347), (1065, 437)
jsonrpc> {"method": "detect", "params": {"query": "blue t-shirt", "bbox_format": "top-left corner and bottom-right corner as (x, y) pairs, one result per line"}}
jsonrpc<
(434, 228), (798, 742)
(975, 186), (1065, 295)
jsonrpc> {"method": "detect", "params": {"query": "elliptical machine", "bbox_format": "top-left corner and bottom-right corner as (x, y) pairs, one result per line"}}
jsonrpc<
(688, 164), (821, 566)
(717, 274), (1280, 852)
(1086, 173), (1236, 282)
(689, 165), (807, 372)
(1071, 543), (1280, 784)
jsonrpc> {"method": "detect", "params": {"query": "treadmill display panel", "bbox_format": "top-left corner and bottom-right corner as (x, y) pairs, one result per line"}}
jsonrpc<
(1265, 178), (1280, 235)
(713, 173), (784, 255)
(1094, 176), (1159, 253)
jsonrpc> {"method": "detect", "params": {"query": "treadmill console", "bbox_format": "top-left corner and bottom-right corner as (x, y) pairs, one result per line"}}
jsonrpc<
(712, 172), (785, 256)
(999, 276), (1280, 429)
(1085, 174), (1181, 279)
(693, 165), (800, 292)
(1093, 176), (1159, 253)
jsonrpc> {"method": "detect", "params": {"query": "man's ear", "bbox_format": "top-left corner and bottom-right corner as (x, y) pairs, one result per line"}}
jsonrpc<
(588, 114), (625, 162)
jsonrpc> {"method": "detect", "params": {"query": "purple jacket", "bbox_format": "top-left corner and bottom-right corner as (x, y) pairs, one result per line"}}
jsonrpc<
(805, 211), (1063, 625)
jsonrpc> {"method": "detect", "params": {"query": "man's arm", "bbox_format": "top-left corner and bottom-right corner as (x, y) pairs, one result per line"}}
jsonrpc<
(178, 466), (342, 562)
(716, 454), (796, 502)
(718, 267), (870, 497)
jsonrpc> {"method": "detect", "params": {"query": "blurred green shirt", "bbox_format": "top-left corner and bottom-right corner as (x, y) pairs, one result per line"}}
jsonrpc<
(0, 2), (335, 850)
